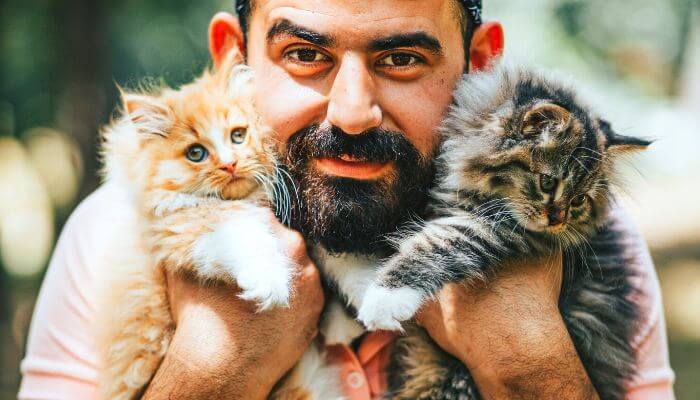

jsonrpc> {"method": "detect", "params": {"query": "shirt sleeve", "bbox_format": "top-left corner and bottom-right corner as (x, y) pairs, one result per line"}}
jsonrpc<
(18, 183), (128, 400)
(612, 207), (676, 400)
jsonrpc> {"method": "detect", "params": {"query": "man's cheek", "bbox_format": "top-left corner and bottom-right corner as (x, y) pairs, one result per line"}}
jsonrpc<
(253, 79), (318, 137)
(379, 89), (446, 157)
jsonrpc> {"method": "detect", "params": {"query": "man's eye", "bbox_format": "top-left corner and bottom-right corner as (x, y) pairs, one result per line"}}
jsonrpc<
(286, 48), (328, 63)
(377, 53), (420, 67)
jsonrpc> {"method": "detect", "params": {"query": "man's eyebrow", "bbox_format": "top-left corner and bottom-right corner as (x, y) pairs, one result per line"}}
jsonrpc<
(266, 19), (335, 47)
(368, 32), (443, 55)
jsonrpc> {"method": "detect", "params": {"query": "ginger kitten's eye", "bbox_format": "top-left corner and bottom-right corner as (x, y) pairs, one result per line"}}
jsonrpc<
(571, 195), (587, 207)
(231, 128), (247, 144)
(185, 144), (208, 162)
(539, 174), (557, 192)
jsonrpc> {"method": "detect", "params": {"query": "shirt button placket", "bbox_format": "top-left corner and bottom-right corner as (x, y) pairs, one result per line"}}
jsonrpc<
(347, 370), (365, 390)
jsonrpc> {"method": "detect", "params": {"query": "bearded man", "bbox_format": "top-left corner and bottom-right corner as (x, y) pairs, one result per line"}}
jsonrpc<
(19, 1), (674, 399)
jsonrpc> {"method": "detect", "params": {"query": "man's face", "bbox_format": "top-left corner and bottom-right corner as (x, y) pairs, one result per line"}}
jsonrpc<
(245, 0), (467, 253)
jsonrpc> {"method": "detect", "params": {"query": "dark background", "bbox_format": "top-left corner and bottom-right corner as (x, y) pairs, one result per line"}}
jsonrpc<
(1, 0), (699, 398)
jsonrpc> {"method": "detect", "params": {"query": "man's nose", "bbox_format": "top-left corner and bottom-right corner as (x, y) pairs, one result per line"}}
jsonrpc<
(326, 54), (382, 135)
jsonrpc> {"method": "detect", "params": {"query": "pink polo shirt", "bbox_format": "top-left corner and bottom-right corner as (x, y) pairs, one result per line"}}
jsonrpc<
(18, 183), (675, 399)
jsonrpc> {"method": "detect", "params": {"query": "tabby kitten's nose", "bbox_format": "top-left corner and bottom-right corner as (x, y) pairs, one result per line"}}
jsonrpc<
(547, 206), (567, 226)
(219, 161), (237, 175)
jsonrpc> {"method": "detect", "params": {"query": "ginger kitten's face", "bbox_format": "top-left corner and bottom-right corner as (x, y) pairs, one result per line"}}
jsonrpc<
(123, 66), (275, 200)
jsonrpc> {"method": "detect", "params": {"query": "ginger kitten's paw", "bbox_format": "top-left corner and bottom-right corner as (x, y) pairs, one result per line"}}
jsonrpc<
(357, 284), (424, 331)
(236, 267), (291, 311)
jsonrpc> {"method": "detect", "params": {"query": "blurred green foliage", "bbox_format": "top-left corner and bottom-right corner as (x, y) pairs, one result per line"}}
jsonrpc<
(553, 0), (697, 95)
(1, 0), (226, 192)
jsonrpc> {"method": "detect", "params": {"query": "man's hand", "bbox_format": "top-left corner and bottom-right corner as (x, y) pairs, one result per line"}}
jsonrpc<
(416, 254), (600, 400)
(142, 216), (324, 400)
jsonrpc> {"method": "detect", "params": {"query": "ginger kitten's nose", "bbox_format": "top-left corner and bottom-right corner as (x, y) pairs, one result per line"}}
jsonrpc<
(219, 161), (237, 175)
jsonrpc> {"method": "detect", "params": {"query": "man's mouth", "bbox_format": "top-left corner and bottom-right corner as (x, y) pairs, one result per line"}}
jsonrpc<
(315, 155), (392, 180)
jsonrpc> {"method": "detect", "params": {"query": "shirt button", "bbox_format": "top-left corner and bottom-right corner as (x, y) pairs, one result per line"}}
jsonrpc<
(346, 371), (365, 389)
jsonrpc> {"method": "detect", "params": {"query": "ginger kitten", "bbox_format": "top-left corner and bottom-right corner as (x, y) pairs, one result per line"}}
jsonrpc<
(98, 51), (298, 399)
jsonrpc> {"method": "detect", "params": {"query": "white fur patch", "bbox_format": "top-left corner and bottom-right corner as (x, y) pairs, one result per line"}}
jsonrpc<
(320, 300), (366, 345)
(312, 246), (379, 310)
(284, 344), (346, 400)
(154, 160), (190, 186)
(151, 193), (204, 217)
(208, 125), (234, 164)
(357, 284), (424, 332)
(192, 210), (291, 310)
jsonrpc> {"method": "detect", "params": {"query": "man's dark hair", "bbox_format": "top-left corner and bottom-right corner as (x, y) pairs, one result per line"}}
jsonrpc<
(234, 0), (483, 65)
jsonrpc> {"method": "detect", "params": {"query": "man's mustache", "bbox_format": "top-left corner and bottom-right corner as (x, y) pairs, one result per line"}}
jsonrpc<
(286, 124), (420, 164)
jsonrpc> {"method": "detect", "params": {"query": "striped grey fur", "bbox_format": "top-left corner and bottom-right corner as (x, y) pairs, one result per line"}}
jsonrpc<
(357, 65), (650, 399)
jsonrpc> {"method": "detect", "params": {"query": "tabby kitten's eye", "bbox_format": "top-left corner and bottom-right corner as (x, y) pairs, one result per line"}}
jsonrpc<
(571, 195), (587, 207)
(539, 174), (557, 192)
(231, 128), (247, 144)
(185, 144), (208, 162)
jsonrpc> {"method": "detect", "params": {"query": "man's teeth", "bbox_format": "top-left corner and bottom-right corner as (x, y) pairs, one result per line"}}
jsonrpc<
(339, 155), (368, 162)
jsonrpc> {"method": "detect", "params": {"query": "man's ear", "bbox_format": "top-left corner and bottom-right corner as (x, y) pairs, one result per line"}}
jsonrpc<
(470, 22), (505, 72)
(209, 12), (245, 69)
(600, 119), (652, 154)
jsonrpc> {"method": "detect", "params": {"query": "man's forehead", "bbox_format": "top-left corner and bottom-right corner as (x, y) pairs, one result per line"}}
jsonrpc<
(254, 0), (458, 42)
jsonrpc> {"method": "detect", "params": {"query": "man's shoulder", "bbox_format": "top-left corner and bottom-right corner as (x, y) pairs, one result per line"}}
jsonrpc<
(607, 205), (675, 397)
(66, 182), (134, 235)
(56, 182), (137, 273)
(71, 181), (132, 221)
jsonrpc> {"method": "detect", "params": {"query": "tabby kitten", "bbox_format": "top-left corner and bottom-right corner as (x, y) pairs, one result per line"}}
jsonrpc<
(98, 51), (299, 400)
(356, 65), (650, 399)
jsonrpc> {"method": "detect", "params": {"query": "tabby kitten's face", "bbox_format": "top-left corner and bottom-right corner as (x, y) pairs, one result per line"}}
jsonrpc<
(479, 102), (629, 235)
(120, 63), (275, 200)
(442, 68), (649, 237)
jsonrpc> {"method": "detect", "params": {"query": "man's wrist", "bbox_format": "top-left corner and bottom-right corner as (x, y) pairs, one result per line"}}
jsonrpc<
(454, 305), (599, 400)
(142, 304), (277, 400)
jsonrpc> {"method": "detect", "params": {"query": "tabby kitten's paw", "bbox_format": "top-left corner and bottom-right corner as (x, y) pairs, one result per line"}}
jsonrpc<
(236, 267), (291, 311)
(357, 284), (424, 331)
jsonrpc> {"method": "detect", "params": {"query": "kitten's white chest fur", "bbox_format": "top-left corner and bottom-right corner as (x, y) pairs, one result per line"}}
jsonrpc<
(313, 246), (426, 334)
(312, 246), (377, 345)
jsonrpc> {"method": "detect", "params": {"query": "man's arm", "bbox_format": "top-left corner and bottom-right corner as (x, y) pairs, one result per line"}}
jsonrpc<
(142, 221), (325, 400)
(417, 209), (675, 399)
(18, 184), (324, 400)
(142, 258), (323, 399)
(418, 254), (599, 400)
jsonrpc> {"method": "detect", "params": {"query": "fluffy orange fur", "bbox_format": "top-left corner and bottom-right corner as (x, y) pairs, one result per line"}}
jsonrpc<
(97, 51), (293, 399)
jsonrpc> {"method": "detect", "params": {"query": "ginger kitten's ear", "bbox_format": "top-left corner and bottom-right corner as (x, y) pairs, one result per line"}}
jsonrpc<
(210, 48), (254, 98)
(522, 102), (571, 135)
(227, 64), (255, 99)
(122, 93), (165, 115)
(600, 119), (652, 154)
(120, 90), (172, 138)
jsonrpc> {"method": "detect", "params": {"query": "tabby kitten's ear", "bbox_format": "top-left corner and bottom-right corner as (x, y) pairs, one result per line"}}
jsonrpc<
(120, 90), (172, 138)
(600, 119), (652, 154)
(522, 102), (571, 135)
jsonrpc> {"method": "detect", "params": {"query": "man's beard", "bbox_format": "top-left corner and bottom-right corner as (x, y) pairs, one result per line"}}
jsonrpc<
(280, 124), (434, 255)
